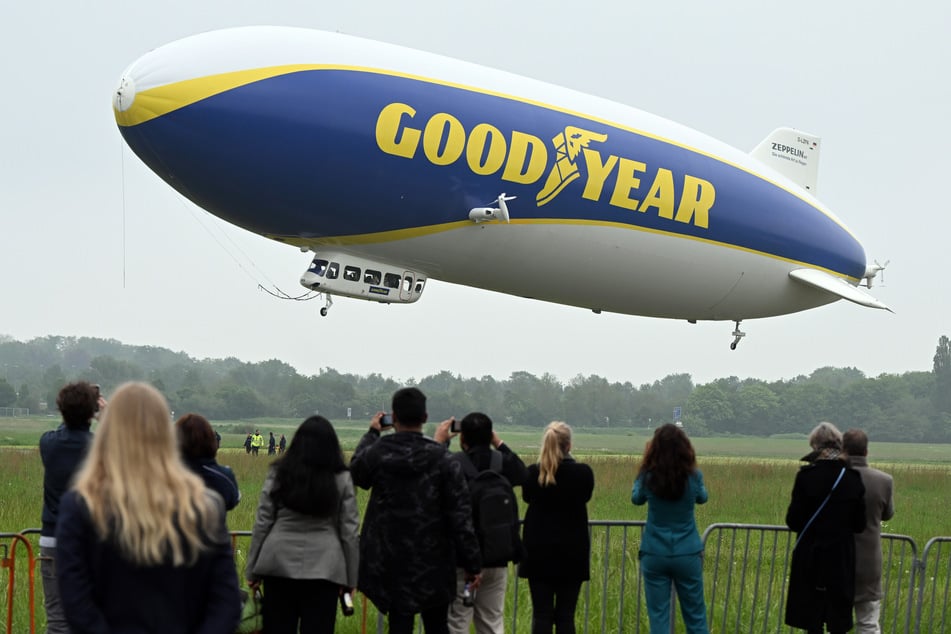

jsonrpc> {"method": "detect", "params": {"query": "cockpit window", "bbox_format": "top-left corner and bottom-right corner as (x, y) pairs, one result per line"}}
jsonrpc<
(384, 273), (401, 289)
(344, 266), (361, 282)
(327, 262), (339, 280)
(310, 259), (329, 277)
(364, 270), (382, 285)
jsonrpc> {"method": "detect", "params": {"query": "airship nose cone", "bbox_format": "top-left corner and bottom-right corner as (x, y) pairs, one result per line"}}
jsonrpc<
(114, 73), (136, 114)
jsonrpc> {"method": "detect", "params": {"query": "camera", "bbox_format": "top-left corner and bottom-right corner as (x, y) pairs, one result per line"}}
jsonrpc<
(380, 414), (393, 427)
(450, 417), (462, 433)
(462, 582), (475, 607)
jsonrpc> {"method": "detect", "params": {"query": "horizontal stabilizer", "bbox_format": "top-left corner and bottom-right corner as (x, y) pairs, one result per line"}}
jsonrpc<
(789, 269), (891, 311)
(751, 128), (821, 194)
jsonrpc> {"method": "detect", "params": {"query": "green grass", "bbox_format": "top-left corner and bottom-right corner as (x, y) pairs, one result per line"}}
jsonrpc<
(1, 417), (949, 632)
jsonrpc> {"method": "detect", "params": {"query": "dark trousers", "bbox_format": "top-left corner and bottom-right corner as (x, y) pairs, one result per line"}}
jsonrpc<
(388, 603), (450, 634)
(261, 576), (338, 634)
(528, 578), (582, 634)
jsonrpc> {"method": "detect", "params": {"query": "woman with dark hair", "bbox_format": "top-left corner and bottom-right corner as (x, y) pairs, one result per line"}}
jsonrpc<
(520, 421), (594, 634)
(245, 416), (360, 634)
(631, 423), (709, 634)
(175, 413), (241, 511)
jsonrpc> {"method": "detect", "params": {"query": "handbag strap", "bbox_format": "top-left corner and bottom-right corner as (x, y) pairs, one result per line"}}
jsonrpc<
(793, 467), (846, 550)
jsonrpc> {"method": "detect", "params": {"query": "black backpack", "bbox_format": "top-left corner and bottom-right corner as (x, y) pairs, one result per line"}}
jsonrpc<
(460, 451), (520, 566)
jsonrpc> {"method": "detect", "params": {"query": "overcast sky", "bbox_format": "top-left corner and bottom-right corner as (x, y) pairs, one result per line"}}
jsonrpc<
(1, 1), (948, 387)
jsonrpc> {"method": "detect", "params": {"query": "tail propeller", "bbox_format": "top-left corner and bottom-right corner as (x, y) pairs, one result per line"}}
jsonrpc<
(863, 259), (890, 289)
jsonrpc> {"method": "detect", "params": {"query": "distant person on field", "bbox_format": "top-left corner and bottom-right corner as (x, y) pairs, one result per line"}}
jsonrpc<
(843, 429), (895, 634)
(519, 421), (594, 634)
(39, 381), (104, 634)
(251, 430), (264, 456)
(245, 416), (359, 634)
(244, 433), (253, 454)
(435, 412), (529, 634)
(279, 433), (287, 454)
(631, 423), (709, 634)
(785, 422), (866, 634)
(350, 387), (482, 634)
(268, 431), (276, 456)
(55, 382), (241, 632)
(176, 413), (241, 511)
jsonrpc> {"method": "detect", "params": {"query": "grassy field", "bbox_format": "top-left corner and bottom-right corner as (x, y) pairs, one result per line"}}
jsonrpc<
(10, 415), (951, 463)
(1, 416), (949, 632)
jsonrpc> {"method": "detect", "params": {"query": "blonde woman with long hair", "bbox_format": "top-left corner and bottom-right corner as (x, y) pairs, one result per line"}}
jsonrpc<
(54, 382), (241, 633)
(519, 422), (594, 634)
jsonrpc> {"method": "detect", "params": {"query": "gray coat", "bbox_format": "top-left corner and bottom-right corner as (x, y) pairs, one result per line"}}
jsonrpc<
(849, 455), (895, 602)
(245, 468), (359, 587)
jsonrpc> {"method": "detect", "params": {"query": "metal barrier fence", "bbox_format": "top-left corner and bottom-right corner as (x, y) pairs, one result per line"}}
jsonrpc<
(0, 532), (35, 634)
(915, 537), (951, 634)
(3, 524), (950, 633)
(701, 524), (919, 634)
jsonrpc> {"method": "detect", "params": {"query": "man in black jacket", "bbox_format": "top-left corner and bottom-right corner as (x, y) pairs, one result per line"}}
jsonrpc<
(40, 382), (101, 634)
(351, 387), (482, 634)
(437, 412), (528, 634)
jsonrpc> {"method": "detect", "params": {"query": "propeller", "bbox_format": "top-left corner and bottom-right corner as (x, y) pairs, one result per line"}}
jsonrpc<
(863, 259), (890, 288)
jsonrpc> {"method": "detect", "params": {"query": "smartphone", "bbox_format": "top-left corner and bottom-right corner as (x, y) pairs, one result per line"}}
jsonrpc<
(450, 417), (461, 433)
(339, 591), (354, 616)
(380, 414), (393, 427)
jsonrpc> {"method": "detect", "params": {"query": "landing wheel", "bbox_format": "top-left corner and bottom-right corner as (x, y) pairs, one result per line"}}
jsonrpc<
(730, 320), (746, 350)
(320, 307), (328, 317)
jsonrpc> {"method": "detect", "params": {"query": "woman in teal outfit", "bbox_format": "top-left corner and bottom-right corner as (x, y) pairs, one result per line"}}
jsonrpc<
(632, 424), (709, 634)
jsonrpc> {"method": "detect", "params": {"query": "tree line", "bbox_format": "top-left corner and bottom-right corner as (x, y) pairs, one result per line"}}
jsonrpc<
(1, 334), (950, 442)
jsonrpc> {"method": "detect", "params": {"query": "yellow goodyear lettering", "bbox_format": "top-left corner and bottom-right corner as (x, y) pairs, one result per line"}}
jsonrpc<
(466, 123), (506, 175)
(639, 168), (676, 219)
(579, 148), (617, 202)
(501, 132), (548, 184)
(375, 103), (421, 159)
(423, 113), (466, 165)
(674, 175), (715, 228)
(609, 158), (648, 212)
(376, 103), (548, 183)
(373, 104), (715, 229)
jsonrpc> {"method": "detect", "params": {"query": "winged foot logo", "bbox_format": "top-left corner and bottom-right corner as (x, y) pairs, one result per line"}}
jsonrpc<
(375, 103), (715, 228)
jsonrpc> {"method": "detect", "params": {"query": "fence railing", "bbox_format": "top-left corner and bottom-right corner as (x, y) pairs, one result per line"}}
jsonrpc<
(3, 524), (949, 633)
(701, 524), (919, 634)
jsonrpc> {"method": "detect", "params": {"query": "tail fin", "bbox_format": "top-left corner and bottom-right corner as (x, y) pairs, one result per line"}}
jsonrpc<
(750, 128), (821, 194)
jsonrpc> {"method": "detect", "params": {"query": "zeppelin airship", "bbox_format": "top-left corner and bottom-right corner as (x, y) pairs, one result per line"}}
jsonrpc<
(113, 26), (888, 349)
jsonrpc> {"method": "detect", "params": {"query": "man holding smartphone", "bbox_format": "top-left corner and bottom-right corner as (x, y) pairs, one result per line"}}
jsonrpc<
(350, 387), (482, 634)
(436, 413), (529, 634)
